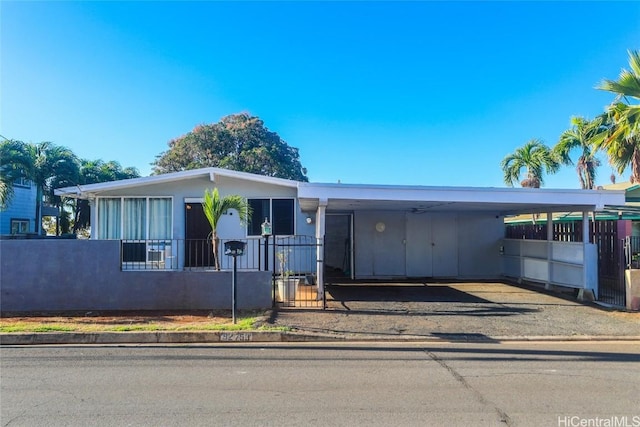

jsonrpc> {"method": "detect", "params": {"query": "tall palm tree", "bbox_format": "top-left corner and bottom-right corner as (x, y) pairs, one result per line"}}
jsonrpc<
(596, 49), (640, 182)
(24, 142), (79, 234)
(202, 188), (251, 271)
(553, 116), (605, 189)
(501, 139), (559, 188)
(0, 139), (31, 209)
(72, 159), (140, 233)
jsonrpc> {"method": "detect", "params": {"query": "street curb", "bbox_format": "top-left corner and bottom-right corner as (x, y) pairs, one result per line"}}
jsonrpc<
(2, 331), (640, 345)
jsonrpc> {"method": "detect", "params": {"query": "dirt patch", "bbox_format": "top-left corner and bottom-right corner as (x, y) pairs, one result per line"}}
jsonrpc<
(0, 310), (271, 332)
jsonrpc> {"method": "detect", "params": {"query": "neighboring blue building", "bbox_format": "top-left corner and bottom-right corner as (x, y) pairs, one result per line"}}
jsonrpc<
(1, 178), (37, 235)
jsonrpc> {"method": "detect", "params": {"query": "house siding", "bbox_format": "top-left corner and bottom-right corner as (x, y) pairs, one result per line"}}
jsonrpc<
(0, 184), (36, 235)
(90, 175), (314, 242)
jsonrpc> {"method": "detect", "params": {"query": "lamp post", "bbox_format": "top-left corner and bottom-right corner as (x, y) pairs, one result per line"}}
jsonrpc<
(224, 240), (246, 324)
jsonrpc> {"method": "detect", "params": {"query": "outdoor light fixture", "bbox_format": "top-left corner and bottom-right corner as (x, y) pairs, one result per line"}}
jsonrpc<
(306, 216), (313, 224)
(375, 222), (386, 232)
(261, 218), (272, 274)
(261, 218), (272, 237)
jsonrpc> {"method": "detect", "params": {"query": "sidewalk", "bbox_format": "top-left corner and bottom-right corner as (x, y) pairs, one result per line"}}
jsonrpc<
(2, 282), (639, 344)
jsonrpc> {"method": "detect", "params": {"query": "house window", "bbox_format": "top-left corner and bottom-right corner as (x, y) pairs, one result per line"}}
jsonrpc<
(97, 198), (121, 239)
(10, 219), (30, 234)
(247, 198), (295, 236)
(97, 197), (172, 240)
(13, 177), (30, 188)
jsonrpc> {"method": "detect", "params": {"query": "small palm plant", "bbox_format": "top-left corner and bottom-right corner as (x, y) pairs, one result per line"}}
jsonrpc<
(553, 116), (605, 189)
(501, 139), (559, 188)
(202, 188), (251, 271)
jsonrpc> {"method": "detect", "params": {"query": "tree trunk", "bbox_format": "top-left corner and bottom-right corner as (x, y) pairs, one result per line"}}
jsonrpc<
(632, 147), (640, 184)
(35, 186), (42, 234)
(212, 232), (220, 271)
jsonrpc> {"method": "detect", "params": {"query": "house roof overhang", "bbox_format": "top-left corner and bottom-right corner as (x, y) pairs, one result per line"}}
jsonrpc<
(54, 167), (300, 199)
(53, 167), (626, 216)
(297, 183), (626, 216)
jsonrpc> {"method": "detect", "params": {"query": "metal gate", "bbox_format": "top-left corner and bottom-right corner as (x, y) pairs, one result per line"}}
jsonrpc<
(592, 221), (626, 307)
(272, 235), (324, 308)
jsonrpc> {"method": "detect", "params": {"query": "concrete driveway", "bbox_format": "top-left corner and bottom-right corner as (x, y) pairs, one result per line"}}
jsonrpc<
(271, 282), (640, 340)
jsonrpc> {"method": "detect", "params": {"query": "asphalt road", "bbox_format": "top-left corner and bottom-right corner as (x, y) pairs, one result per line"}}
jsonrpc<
(1, 342), (639, 427)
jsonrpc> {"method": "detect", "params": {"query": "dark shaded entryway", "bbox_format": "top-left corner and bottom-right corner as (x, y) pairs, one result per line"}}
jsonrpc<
(184, 203), (214, 268)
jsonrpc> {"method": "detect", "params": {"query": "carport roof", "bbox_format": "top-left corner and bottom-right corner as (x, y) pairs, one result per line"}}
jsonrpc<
(53, 167), (626, 216)
(297, 183), (626, 216)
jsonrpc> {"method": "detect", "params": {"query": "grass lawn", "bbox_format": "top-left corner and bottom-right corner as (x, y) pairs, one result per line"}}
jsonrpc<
(0, 310), (287, 333)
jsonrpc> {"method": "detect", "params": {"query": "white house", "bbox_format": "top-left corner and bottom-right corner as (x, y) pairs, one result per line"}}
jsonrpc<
(55, 167), (625, 301)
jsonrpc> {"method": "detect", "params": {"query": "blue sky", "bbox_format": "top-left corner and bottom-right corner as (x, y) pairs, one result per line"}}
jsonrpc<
(2, 1), (639, 188)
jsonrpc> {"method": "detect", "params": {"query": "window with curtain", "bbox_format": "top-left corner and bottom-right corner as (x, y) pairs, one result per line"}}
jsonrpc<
(149, 198), (171, 239)
(97, 198), (121, 239)
(123, 198), (146, 240)
(97, 197), (171, 240)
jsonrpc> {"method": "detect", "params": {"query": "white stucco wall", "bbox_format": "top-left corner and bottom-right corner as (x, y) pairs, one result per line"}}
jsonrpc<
(89, 175), (315, 241)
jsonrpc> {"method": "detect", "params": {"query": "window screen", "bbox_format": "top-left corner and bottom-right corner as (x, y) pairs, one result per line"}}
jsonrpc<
(247, 198), (295, 236)
(272, 199), (294, 235)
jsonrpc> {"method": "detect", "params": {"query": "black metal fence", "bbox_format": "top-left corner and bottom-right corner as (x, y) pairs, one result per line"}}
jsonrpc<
(120, 239), (264, 271)
(120, 235), (325, 308)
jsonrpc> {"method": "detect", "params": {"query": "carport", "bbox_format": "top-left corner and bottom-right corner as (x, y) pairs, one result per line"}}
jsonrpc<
(297, 183), (625, 300)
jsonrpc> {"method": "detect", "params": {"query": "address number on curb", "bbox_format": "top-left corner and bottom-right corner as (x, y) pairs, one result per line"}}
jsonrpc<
(220, 333), (252, 342)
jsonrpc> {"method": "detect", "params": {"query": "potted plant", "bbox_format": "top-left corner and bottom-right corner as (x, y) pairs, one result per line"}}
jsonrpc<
(276, 249), (297, 303)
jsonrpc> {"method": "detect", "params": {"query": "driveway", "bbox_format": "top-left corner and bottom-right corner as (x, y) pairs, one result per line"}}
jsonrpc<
(270, 282), (640, 339)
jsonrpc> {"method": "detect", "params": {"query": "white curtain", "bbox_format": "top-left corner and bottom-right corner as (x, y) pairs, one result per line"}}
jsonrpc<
(149, 198), (171, 240)
(98, 199), (121, 239)
(123, 198), (146, 240)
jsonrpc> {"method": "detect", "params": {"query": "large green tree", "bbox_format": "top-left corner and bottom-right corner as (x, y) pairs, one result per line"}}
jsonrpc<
(596, 49), (640, 182)
(202, 188), (251, 271)
(153, 113), (308, 181)
(501, 139), (559, 188)
(553, 116), (606, 189)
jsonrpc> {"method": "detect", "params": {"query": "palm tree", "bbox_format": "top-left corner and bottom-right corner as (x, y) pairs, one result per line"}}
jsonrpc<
(0, 139), (31, 209)
(72, 159), (140, 233)
(553, 116), (605, 189)
(501, 139), (559, 188)
(24, 142), (79, 234)
(202, 188), (251, 271)
(596, 49), (640, 182)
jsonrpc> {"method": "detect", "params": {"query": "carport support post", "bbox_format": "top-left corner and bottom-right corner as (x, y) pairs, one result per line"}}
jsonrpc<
(315, 199), (327, 300)
(578, 210), (596, 302)
(545, 211), (553, 290)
